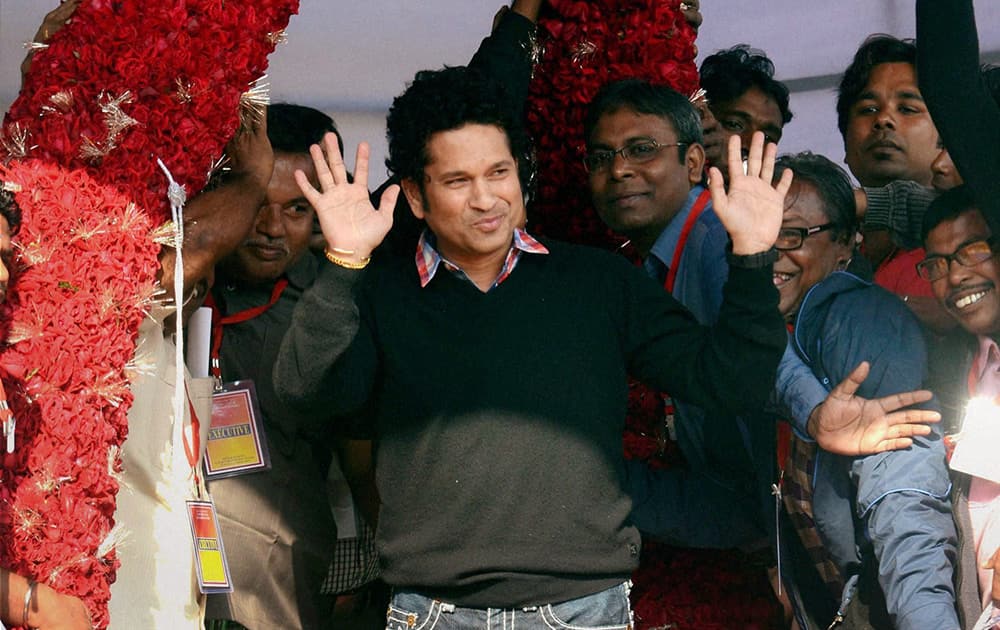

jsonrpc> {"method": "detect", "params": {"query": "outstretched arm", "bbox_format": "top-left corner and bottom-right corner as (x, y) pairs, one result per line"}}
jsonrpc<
(274, 136), (398, 411)
(917, 0), (1000, 233)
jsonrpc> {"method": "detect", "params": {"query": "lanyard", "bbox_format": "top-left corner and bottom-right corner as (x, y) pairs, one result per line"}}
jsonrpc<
(0, 376), (14, 454)
(664, 188), (712, 293)
(183, 385), (202, 487)
(206, 278), (288, 380)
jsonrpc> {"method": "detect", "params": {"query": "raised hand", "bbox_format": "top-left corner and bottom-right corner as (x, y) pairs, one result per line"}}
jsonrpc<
(708, 131), (792, 255)
(295, 134), (398, 264)
(807, 361), (941, 455)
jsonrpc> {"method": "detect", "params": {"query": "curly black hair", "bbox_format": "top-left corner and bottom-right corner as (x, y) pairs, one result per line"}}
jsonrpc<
(700, 45), (792, 125)
(0, 189), (22, 236)
(836, 35), (916, 137)
(385, 66), (534, 193)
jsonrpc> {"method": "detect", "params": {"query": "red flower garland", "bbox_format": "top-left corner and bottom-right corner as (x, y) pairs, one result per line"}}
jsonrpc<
(526, 3), (783, 628)
(5, 0), (298, 225)
(0, 1), (298, 626)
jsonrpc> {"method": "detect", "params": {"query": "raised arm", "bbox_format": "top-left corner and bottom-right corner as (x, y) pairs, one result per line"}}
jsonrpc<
(917, 0), (1000, 233)
(156, 115), (274, 318)
(273, 136), (398, 410)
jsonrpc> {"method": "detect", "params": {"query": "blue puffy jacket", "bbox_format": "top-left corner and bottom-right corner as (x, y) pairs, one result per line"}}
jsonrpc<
(787, 271), (958, 630)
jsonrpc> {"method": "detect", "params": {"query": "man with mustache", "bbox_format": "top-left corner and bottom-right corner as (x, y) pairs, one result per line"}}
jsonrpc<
(838, 34), (948, 328)
(204, 104), (350, 630)
(919, 189), (1000, 628)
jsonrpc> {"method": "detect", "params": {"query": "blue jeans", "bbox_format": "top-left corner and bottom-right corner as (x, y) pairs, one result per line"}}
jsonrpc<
(385, 582), (633, 630)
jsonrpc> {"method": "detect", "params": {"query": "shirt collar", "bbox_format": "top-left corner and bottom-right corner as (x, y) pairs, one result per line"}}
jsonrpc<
(415, 227), (549, 288)
(973, 336), (1000, 389)
(647, 184), (707, 270)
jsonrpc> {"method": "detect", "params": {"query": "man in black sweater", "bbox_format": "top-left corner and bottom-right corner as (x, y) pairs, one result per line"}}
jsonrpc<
(274, 66), (789, 627)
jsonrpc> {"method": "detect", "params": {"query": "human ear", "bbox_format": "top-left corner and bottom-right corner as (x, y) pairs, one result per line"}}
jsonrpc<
(401, 178), (425, 219)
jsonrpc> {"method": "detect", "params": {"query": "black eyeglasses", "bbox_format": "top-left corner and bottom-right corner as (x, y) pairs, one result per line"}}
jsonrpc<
(774, 223), (838, 251)
(583, 140), (687, 173)
(916, 239), (998, 282)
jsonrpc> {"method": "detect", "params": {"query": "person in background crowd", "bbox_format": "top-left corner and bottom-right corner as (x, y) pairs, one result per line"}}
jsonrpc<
(699, 45), (792, 178)
(920, 189), (1000, 629)
(203, 104), (357, 630)
(584, 77), (779, 624)
(773, 152), (956, 630)
(835, 34), (952, 330)
(916, 2), (1000, 626)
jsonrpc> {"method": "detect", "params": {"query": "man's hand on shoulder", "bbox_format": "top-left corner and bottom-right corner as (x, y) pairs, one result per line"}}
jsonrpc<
(807, 361), (941, 456)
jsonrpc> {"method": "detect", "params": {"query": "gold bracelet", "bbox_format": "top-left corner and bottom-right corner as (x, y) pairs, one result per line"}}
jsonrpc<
(324, 248), (370, 270)
(23, 579), (35, 629)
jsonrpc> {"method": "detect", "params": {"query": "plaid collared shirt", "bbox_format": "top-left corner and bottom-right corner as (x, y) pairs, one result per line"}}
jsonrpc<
(415, 227), (549, 290)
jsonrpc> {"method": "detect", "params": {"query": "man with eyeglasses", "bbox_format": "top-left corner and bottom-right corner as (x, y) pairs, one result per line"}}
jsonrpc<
(920, 186), (1000, 627)
(583, 76), (783, 621)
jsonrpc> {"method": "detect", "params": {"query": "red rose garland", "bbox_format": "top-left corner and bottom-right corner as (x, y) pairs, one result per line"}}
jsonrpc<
(5, 0), (298, 224)
(0, 1), (298, 626)
(527, 2), (782, 628)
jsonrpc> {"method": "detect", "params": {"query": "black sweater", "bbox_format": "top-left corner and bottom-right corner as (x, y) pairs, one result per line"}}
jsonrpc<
(274, 239), (785, 607)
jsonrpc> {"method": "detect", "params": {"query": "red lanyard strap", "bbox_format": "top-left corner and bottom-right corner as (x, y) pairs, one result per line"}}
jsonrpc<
(207, 278), (288, 380)
(664, 188), (712, 293)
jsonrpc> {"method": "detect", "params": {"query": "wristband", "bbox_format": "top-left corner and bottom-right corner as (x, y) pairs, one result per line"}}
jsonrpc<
(726, 245), (778, 269)
(23, 579), (36, 629)
(324, 248), (370, 270)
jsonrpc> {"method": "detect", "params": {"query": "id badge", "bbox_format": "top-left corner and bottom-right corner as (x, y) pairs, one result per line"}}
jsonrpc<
(186, 500), (234, 594)
(205, 380), (271, 480)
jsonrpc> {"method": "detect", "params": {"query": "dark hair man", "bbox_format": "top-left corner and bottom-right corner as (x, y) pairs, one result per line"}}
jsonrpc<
(700, 45), (793, 174)
(837, 35), (939, 189)
(203, 103), (348, 630)
(208, 3), (544, 626)
(920, 188), (1000, 628)
(274, 63), (790, 626)
(837, 35), (949, 329)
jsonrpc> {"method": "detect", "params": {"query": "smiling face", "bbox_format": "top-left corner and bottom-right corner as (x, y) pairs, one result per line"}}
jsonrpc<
(221, 152), (316, 285)
(772, 181), (853, 319)
(926, 208), (1000, 338)
(587, 107), (704, 255)
(402, 123), (523, 271)
(843, 62), (940, 187)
